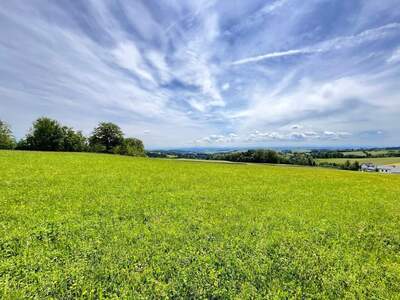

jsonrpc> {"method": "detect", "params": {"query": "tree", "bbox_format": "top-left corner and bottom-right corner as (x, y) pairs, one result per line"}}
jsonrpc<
(62, 126), (87, 152)
(0, 120), (16, 149)
(25, 117), (65, 151)
(352, 161), (360, 171)
(15, 138), (29, 150)
(254, 149), (280, 163)
(341, 160), (351, 170)
(114, 137), (145, 156)
(289, 153), (315, 166)
(89, 122), (124, 153)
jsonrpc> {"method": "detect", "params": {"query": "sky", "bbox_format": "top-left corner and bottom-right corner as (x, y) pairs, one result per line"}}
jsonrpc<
(1, 0), (400, 149)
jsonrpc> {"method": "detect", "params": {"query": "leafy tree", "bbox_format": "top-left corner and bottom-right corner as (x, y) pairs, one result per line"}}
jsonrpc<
(254, 149), (281, 163)
(24, 117), (65, 151)
(62, 127), (87, 152)
(289, 153), (315, 166)
(0, 120), (16, 149)
(15, 138), (29, 150)
(114, 138), (145, 156)
(89, 122), (124, 153)
(342, 160), (351, 170)
(352, 161), (360, 171)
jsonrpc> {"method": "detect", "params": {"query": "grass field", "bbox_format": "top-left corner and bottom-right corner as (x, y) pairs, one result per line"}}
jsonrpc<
(1, 151), (400, 298)
(339, 150), (400, 158)
(317, 156), (400, 165)
(341, 151), (368, 157)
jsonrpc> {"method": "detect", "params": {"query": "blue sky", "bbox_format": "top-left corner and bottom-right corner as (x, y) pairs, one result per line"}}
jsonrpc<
(1, 0), (400, 149)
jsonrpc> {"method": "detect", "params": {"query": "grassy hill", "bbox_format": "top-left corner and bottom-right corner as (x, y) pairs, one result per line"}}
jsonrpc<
(1, 151), (400, 298)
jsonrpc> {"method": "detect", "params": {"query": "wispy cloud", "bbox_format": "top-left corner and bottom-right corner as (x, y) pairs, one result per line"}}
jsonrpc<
(232, 49), (315, 65)
(387, 47), (400, 63)
(231, 23), (400, 65)
(0, 1), (399, 148)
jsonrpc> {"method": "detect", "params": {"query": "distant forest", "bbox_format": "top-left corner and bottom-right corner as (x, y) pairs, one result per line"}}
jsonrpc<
(147, 147), (400, 170)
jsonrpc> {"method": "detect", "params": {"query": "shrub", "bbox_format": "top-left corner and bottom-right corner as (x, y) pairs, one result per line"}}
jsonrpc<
(114, 138), (145, 157)
(88, 144), (107, 153)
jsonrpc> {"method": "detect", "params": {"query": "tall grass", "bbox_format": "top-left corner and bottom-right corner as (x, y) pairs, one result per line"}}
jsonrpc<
(1, 151), (400, 298)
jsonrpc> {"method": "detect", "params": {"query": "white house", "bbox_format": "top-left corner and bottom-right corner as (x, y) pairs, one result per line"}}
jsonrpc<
(360, 163), (400, 174)
(360, 163), (376, 172)
(377, 165), (400, 174)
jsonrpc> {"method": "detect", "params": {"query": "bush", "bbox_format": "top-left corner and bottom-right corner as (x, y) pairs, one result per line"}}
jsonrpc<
(0, 120), (16, 149)
(114, 138), (145, 157)
(88, 143), (107, 153)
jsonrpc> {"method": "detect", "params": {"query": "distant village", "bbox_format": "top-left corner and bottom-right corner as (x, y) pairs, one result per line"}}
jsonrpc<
(361, 163), (400, 174)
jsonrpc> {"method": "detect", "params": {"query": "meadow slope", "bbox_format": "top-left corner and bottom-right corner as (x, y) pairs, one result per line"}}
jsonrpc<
(1, 151), (400, 298)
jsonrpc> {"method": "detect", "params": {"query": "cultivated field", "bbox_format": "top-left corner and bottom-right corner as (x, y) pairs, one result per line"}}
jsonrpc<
(318, 156), (400, 165)
(340, 150), (398, 157)
(341, 151), (368, 157)
(1, 151), (400, 298)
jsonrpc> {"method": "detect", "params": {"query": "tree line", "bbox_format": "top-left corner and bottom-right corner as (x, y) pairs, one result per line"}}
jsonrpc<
(311, 149), (400, 159)
(211, 150), (316, 166)
(148, 149), (316, 166)
(0, 118), (145, 156)
(318, 160), (360, 171)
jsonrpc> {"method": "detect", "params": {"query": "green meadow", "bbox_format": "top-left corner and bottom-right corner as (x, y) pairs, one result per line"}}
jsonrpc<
(1, 151), (400, 298)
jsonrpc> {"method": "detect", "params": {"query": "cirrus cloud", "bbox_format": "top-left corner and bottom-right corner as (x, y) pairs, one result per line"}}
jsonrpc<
(0, 0), (399, 148)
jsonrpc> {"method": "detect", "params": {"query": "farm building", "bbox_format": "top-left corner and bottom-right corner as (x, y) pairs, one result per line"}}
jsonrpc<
(360, 163), (400, 174)
(360, 163), (376, 172)
(377, 165), (400, 174)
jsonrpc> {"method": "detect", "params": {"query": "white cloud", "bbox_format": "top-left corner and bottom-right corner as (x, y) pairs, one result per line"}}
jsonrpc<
(232, 49), (314, 65)
(260, 0), (290, 14)
(167, 9), (225, 111)
(222, 83), (230, 91)
(246, 130), (351, 143)
(387, 47), (400, 63)
(322, 131), (350, 140)
(238, 75), (390, 133)
(195, 129), (351, 145)
(145, 50), (172, 83)
(195, 133), (239, 144)
(112, 42), (156, 84)
(188, 99), (207, 112)
(231, 23), (400, 65)
(117, 1), (165, 43)
(1, 1), (400, 148)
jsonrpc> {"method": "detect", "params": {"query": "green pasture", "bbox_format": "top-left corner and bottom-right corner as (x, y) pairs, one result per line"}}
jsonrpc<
(1, 151), (400, 298)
